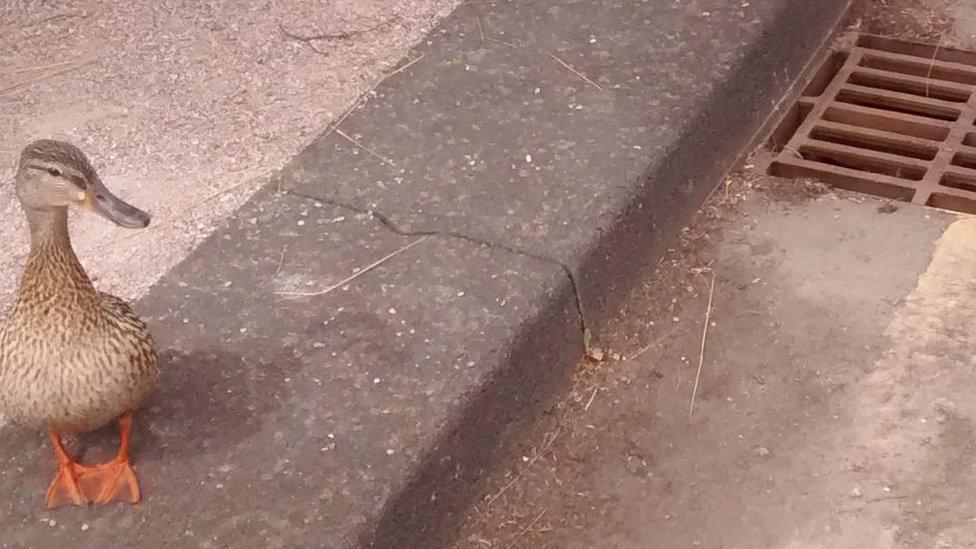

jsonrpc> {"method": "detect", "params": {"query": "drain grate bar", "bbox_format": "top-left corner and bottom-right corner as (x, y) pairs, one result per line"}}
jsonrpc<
(857, 51), (976, 85)
(848, 67), (974, 102)
(836, 85), (963, 120)
(808, 122), (940, 160)
(821, 104), (952, 140)
(769, 34), (976, 214)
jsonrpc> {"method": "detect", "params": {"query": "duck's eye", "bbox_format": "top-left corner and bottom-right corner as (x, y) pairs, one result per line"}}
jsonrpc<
(45, 167), (62, 177)
(68, 175), (87, 189)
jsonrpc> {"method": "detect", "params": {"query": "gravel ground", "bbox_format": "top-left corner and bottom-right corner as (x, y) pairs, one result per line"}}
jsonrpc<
(0, 0), (458, 310)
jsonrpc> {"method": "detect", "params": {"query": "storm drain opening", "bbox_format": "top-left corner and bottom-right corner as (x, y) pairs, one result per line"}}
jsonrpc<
(767, 34), (976, 215)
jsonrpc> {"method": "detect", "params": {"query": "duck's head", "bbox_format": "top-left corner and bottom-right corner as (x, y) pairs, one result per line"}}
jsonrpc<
(15, 139), (150, 229)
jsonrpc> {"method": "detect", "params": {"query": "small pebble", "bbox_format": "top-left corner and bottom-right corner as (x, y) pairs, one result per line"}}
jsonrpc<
(81, 523), (90, 532)
(754, 446), (770, 457)
(850, 487), (863, 499)
(386, 448), (395, 455)
(588, 347), (605, 362)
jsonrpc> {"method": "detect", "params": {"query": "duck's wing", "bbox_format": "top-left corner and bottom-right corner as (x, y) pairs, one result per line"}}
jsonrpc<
(98, 292), (153, 335)
(99, 292), (138, 321)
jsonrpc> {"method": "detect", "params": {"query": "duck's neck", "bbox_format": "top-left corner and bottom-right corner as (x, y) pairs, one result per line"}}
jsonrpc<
(19, 206), (97, 299)
(26, 206), (71, 247)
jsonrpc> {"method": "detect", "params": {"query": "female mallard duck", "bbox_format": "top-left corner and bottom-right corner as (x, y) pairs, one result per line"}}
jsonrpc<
(0, 140), (157, 508)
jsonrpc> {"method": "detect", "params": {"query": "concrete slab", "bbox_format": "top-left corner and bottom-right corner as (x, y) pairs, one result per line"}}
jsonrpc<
(282, 0), (851, 335)
(0, 188), (579, 546)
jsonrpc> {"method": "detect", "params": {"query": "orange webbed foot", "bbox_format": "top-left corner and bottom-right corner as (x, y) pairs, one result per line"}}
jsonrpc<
(45, 462), (89, 509)
(81, 411), (141, 505)
(77, 459), (140, 504)
(44, 411), (142, 508)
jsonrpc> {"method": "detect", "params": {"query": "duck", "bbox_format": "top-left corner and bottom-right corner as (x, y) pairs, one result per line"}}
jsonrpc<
(0, 139), (158, 509)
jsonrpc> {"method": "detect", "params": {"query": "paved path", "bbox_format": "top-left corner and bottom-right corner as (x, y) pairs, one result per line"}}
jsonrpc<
(0, 0), (850, 546)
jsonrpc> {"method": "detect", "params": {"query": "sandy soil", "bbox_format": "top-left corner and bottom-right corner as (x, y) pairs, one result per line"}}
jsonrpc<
(0, 0), (458, 310)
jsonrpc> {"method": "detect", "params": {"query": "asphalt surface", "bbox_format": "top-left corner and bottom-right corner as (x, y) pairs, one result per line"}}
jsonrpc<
(0, 0), (851, 546)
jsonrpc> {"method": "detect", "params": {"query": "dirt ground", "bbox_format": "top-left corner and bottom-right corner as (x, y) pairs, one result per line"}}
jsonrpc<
(455, 1), (976, 547)
(846, 0), (955, 42)
(456, 161), (976, 547)
(0, 0), (458, 311)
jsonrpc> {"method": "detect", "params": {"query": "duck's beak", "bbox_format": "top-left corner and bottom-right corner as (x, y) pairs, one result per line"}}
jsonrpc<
(85, 176), (151, 229)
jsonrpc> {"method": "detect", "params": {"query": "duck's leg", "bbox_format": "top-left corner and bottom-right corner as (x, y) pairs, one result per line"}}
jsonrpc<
(77, 411), (141, 505)
(45, 432), (89, 508)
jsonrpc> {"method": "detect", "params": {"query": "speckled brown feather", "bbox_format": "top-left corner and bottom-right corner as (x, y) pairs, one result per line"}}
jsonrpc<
(0, 144), (157, 435)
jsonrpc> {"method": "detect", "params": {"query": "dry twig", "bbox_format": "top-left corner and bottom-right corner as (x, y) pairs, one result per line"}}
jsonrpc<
(689, 269), (717, 417)
(277, 236), (428, 297)
(505, 508), (547, 549)
(625, 324), (681, 362)
(583, 388), (598, 411)
(485, 428), (562, 507)
(24, 12), (82, 28)
(2, 60), (78, 76)
(336, 129), (397, 168)
(548, 54), (604, 92)
(279, 17), (397, 54)
(488, 37), (517, 48)
(0, 60), (95, 99)
(321, 54), (426, 138)
(275, 247), (287, 276)
(924, 38), (943, 98)
(476, 17), (486, 45)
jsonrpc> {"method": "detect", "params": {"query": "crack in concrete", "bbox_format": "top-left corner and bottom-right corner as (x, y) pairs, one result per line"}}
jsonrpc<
(281, 188), (591, 349)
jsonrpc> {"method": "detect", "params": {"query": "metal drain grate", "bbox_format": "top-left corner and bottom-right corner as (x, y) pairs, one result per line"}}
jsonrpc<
(769, 34), (976, 214)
